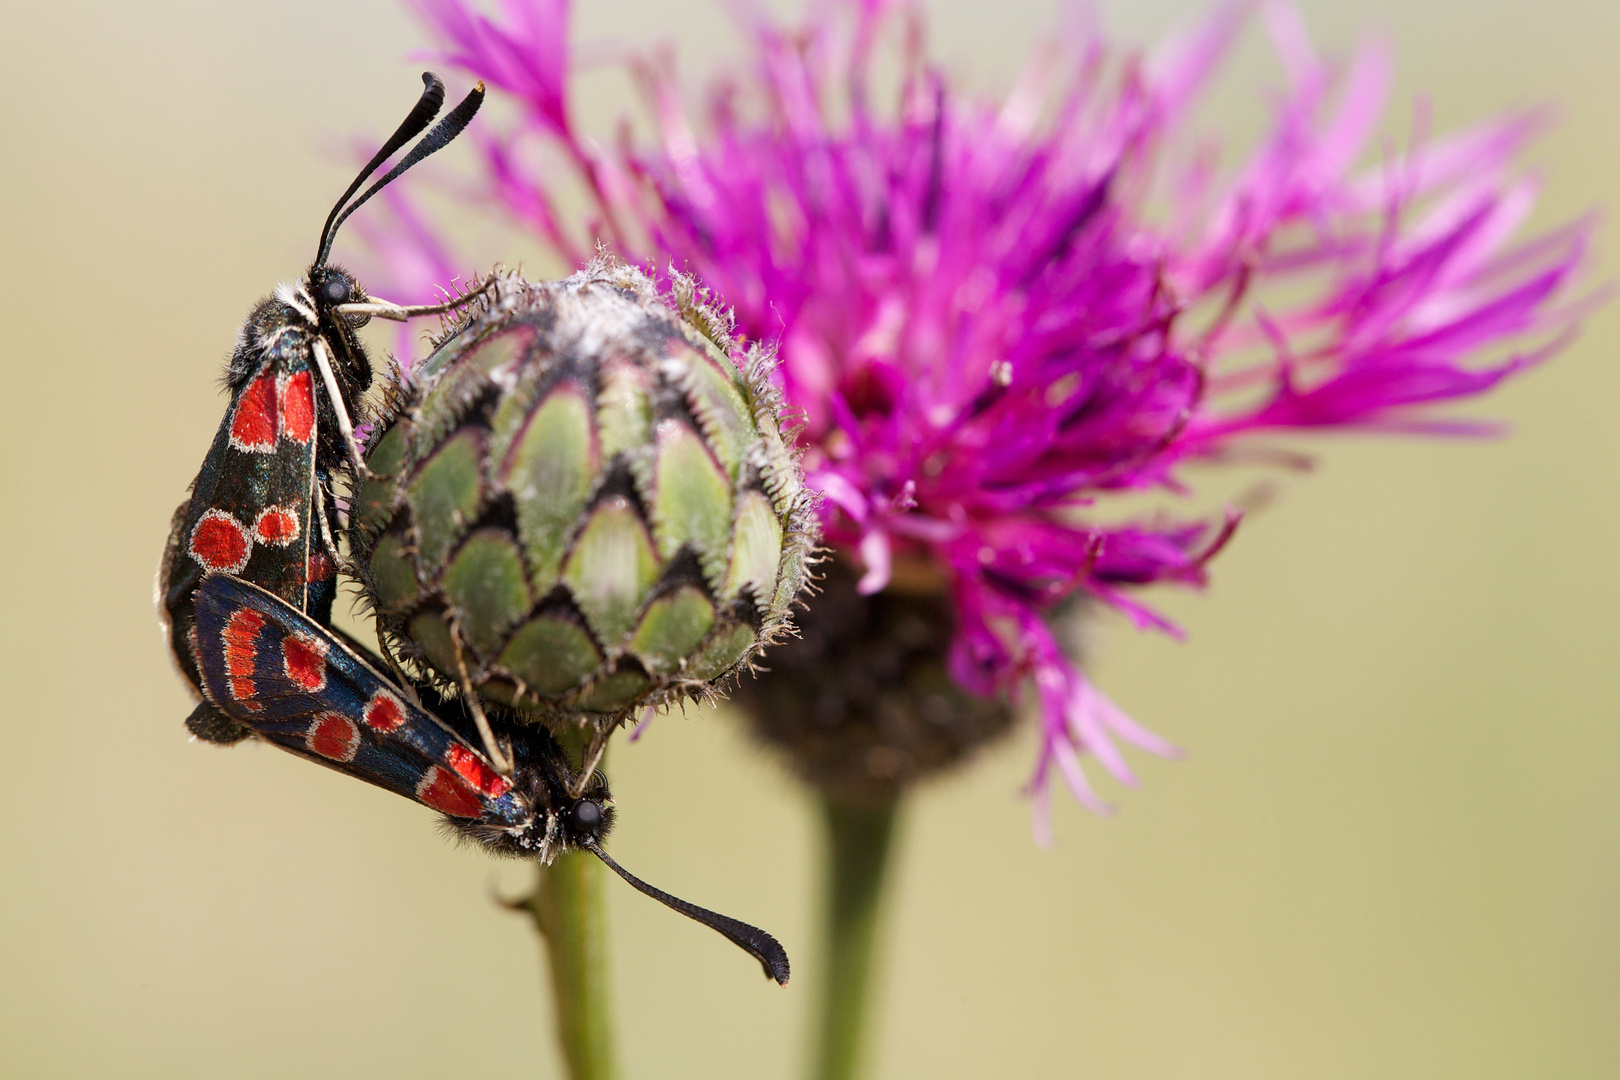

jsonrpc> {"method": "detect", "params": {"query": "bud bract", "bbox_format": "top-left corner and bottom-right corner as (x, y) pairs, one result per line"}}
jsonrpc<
(352, 262), (818, 720)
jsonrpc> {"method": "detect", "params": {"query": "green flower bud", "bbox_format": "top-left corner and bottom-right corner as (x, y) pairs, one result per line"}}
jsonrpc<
(352, 261), (819, 721)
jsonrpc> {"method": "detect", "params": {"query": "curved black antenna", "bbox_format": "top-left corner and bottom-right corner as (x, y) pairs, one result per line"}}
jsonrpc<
(316, 80), (486, 268)
(315, 72), (447, 267)
(585, 840), (791, 985)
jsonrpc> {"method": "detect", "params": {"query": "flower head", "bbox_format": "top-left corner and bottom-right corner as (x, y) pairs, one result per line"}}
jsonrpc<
(360, 0), (1593, 837)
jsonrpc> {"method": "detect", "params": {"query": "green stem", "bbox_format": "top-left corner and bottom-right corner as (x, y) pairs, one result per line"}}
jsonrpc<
(810, 795), (901, 1080)
(517, 730), (618, 1080)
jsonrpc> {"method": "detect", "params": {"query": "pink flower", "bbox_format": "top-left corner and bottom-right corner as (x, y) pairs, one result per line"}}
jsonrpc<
(359, 0), (1594, 839)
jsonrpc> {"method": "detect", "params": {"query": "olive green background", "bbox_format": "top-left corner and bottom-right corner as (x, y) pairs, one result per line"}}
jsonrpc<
(2, 1), (1616, 1076)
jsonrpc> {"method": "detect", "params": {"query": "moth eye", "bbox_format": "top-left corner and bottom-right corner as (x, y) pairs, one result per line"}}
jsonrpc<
(571, 800), (604, 832)
(322, 277), (352, 304)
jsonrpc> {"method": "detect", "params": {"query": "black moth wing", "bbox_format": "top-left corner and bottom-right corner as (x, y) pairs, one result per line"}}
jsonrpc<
(191, 582), (789, 979)
(190, 572), (532, 832)
(160, 307), (338, 741)
(160, 71), (486, 745)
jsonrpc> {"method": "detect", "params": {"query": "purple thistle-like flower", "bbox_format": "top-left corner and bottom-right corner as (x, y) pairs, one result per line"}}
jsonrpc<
(362, 0), (1592, 837)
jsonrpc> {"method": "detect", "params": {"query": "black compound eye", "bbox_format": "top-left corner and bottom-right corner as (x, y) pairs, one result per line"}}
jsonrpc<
(321, 277), (352, 304)
(570, 800), (604, 832)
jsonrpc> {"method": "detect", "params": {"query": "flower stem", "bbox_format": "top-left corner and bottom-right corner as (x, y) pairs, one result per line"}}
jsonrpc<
(810, 795), (901, 1080)
(517, 730), (618, 1080)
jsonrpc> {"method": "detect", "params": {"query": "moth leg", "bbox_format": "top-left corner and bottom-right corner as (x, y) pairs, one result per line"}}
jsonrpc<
(569, 725), (611, 799)
(313, 479), (423, 711)
(334, 273), (496, 322)
(310, 335), (374, 479)
(311, 478), (372, 588)
(311, 479), (348, 575)
(449, 619), (514, 776)
(375, 624), (426, 710)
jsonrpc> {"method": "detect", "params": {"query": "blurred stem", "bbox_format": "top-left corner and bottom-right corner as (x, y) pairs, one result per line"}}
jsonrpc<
(810, 795), (901, 1080)
(517, 729), (617, 1080)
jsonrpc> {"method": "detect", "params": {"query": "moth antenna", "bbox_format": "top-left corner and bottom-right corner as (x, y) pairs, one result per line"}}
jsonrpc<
(584, 840), (791, 985)
(316, 72), (446, 267)
(317, 81), (485, 265)
(448, 620), (514, 776)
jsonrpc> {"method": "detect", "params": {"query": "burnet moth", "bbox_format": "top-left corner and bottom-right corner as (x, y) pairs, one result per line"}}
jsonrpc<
(157, 72), (490, 748)
(193, 573), (789, 984)
(157, 73), (788, 981)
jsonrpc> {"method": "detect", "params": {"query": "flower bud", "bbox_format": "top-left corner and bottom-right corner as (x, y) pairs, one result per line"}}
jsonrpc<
(351, 262), (818, 719)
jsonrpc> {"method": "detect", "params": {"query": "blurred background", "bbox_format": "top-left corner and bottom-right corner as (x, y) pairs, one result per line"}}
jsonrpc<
(2, 0), (1617, 1076)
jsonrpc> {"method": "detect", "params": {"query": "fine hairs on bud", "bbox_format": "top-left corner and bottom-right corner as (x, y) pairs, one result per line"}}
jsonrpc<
(350, 259), (820, 727)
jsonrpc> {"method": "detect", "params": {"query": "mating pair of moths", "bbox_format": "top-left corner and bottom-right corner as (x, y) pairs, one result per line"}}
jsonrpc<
(155, 73), (789, 984)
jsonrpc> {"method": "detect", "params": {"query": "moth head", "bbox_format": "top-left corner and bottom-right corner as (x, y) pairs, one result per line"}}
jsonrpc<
(559, 782), (616, 850)
(311, 266), (363, 310)
(307, 265), (371, 326)
(298, 263), (374, 394)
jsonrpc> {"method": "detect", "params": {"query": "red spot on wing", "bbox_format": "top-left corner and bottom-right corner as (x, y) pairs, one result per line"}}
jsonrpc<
(254, 506), (300, 546)
(307, 711), (360, 762)
(363, 691), (406, 732)
(306, 549), (335, 584)
(281, 633), (327, 692)
(221, 607), (266, 707)
(189, 510), (252, 573)
(230, 373), (279, 452)
(446, 743), (512, 797)
(281, 370), (315, 445)
(416, 766), (484, 818)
